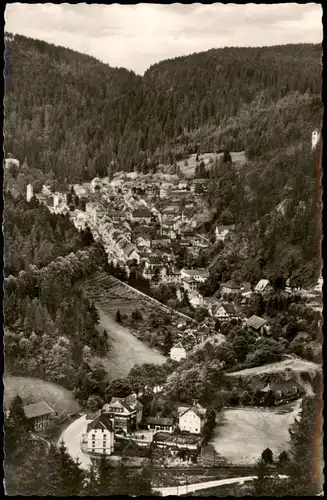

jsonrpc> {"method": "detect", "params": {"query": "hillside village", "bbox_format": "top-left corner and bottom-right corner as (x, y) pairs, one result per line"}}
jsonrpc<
(4, 139), (323, 474)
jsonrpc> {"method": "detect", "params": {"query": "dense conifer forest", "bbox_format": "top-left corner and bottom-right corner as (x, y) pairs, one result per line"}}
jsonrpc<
(4, 34), (321, 178)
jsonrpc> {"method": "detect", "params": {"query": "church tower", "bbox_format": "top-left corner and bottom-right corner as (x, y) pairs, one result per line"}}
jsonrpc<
(312, 129), (320, 151)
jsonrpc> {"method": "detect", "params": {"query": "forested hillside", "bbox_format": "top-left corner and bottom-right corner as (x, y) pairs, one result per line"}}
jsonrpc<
(4, 34), (322, 282)
(4, 34), (321, 178)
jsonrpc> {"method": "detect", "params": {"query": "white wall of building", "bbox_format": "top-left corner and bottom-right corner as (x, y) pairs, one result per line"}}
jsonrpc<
(86, 427), (114, 455)
(170, 347), (187, 361)
(179, 410), (203, 434)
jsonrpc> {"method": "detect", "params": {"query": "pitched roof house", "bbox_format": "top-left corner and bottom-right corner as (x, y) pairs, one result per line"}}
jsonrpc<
(170, 342), (187, 362)
(122, 243), (140, 263)
(144, 416), (175, 433)
(215, 224), (235, 241)
(188, 289), (204, 308)
(213, 303), (238, 320)
(23, 401), (54, 431)
(254, 279), (273, 293)
(102, 394), (143, 432)
(178, 403), (206, 435)
(180, 268), (209, 282)
(246, 315), (268, 333)
(220, 281), (240, 295)
(82, 413), (115, 455)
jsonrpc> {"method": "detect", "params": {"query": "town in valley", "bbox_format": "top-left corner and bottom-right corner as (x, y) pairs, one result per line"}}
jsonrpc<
(3, 3), (323, 497)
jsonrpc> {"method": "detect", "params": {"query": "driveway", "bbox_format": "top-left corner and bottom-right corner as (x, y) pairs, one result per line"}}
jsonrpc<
(58, 414), (91, 470)
(96, 306), (166, 379)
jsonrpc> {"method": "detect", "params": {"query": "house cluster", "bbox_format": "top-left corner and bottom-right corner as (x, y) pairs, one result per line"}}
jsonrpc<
(250, 377), (302, 406)
(81, 394), (208, 458)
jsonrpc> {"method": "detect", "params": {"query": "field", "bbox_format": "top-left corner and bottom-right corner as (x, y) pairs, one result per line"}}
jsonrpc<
(177, 151), (247, 178)
(84, 272), (197, 379)
(4, 375), (81, 414)
(209, 402), (301, 465)
(94, 306), (166, 380)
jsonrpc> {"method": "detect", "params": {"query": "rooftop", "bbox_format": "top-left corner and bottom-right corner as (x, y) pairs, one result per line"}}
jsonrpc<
(133, 208), (152, 218)
(221, 281), (240, 290)
(23, 401), (54, 419)
(246, 315), (268, 330)
(220, 303), (238, 315)
(87, 413), (114, 433)
(182, 268), (209, 278)
(144, 416), (175, 427)
(153, 432), (202, 445)
(172, 342), (185, 350)
(255, 279), (271, 291)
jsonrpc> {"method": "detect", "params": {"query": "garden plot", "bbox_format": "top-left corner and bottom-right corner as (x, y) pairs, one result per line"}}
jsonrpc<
(209, 402), (301, 465)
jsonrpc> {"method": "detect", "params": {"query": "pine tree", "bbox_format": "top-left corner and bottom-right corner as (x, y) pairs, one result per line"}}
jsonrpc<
(115, 309), (122, 323)
(56, 440), (85, 495)
(8, 394), (31, 435)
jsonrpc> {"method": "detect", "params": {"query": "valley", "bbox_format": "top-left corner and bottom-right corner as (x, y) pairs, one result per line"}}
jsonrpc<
(3, 20), (323, 498)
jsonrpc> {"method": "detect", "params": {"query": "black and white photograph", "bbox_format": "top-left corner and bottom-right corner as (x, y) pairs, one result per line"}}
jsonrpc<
(2, 2), (324, 496)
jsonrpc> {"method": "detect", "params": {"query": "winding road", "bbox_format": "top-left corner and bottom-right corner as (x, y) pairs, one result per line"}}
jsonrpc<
(59, 414), (91, 470)
(96, 306), (166, 380)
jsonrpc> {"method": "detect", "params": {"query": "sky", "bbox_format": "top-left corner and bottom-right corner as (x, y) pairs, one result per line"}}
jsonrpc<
(5, 3), (323, 75)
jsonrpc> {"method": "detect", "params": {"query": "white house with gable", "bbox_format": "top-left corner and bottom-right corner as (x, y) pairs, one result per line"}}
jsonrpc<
(178, 403), (206, 434)
(254, 279), (273, 294)
(170, 342), (187, 362)
(81, 413), (115, 455)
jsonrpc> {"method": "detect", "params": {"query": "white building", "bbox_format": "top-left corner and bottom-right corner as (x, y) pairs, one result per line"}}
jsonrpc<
(215, 224), (235, 241)
(180, 268), (209, 283)
(102, 394), (143, 432)
(178, 403), (206, 435)
(5, 157), (20, 169)
(188, 289), (204, 308)
(213, 303), (238, 320)
(254, 279), (273, 294)
(170, 342), (187, 362)
(90, 177), (103, 193)
(312, 129), (321, 151)
(53, 193), (59, 208)
(81, 413), (115, 455)
(144, 417), (175, 434)
(26, 183), (34, 202)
